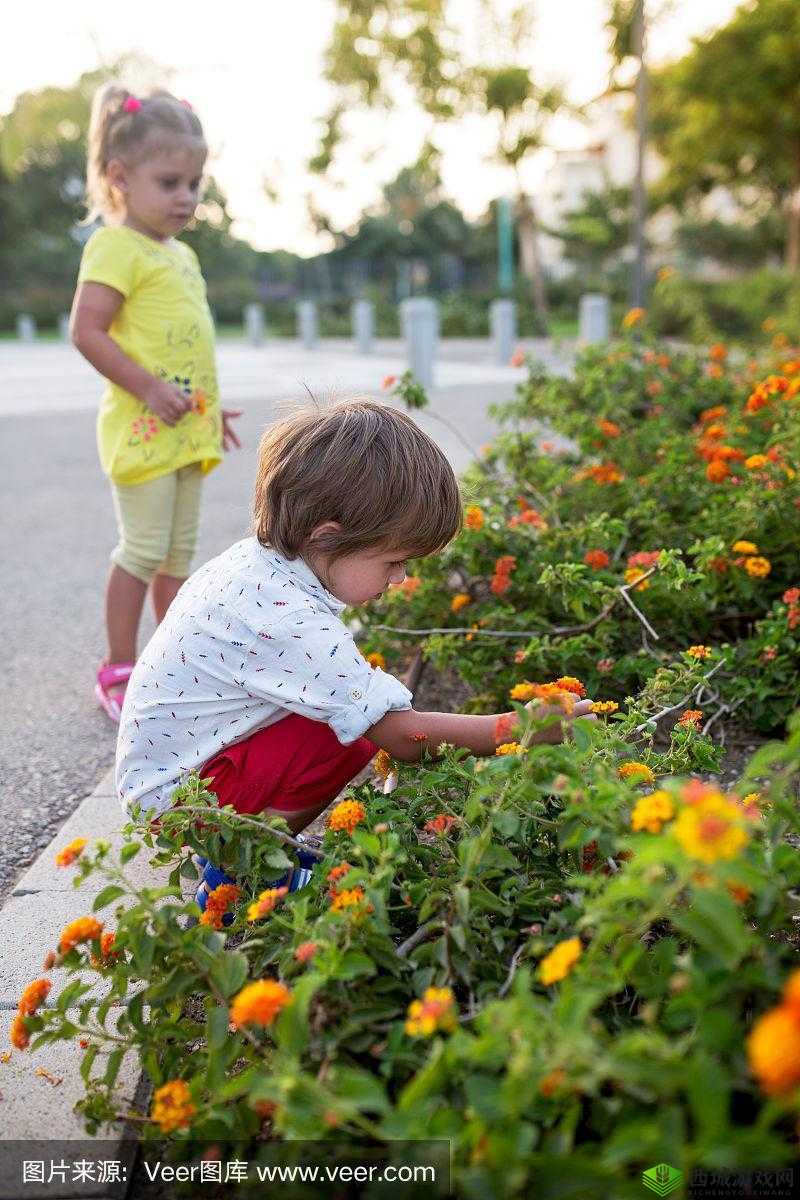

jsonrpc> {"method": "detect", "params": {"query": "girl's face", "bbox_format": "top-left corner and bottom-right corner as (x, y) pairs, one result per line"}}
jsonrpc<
(108, 133), (206, 240)
(305, 528), (413, 607)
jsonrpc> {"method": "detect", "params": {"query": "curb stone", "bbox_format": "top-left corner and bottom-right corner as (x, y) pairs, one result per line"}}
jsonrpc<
(0, 767), (168, 1197)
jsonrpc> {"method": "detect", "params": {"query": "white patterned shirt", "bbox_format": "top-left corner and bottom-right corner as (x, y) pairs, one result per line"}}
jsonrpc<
(115, 538), (413, 816)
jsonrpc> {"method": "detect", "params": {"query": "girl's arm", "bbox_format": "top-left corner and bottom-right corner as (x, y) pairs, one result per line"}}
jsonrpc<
(71, 282), (191, 426)
(367, 700), (596, 762)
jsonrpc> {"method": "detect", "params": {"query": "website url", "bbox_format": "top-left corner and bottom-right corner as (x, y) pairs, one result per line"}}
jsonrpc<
(142, 1161), (437, 1186)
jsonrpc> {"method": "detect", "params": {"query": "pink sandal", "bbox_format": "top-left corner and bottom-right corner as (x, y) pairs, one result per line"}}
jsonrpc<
(95, 662), (135, 723)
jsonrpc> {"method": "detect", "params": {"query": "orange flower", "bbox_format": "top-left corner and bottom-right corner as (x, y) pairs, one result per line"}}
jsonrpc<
(700, 405), (727, 423)
(709, 343), (727, 362)
(328, 799), (366, 834)
(10, 1014), (30, 1051)
(539, 936), (582, 984)
(508, 508), (547, 530)
(744, 556), (771, 577)
(294, 941), (319, 964)
(678, 710), (703, 729)
(624, 567), (649, 591)
(618, 761), (655, 784)
(783, 970), (800, 1018)
(55, 838), (88, 867)
(646, 378), (664, 396)
(745, 454), (768, 470)
(365, 651), (386, 670)
(464, 506), (484, 531)
(151, 1079), (196, 1134)
(246, 887), (288, 923)
(18, 979), (51, 1017)
(330, 885), (373, 916)
(539, 1069), (567, 1097)
(622, 307), (645, 330)
(706, 460), (730, 483)
(381, 375), (397, 390)
(490, 573), (511, 595)
(584, 549), (610, 570)
(190, 390), (207, 415)
(230, 979), (292, 1029)
(588, 462), (624, 485)
(451, 593), (471, 613)
(686, 645), (711, 660)
(510, 349), (525, 368)
(424, 814), (457, 836)
(373, 749), (393, 779)
(199, 883), (240, 929)
(554, 676), (586, 697)
(704, 424), (726, 440)
(495, 555), (516, 576)
(59, 917), (103, 954)
(598, 419), (621, 438)
(747, 1005), (800, 1095)
(397, 575), (421, 598)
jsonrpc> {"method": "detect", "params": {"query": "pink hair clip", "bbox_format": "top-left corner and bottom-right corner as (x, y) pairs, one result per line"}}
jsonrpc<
(123, 96), (142, 114)
(180, 98), (194, 111)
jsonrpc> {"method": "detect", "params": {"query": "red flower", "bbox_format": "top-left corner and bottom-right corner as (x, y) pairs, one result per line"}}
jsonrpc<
(584, 549), (610, 570)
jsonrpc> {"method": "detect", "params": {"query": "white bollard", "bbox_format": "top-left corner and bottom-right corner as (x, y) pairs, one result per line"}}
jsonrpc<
(296, 301), (318, 350)
(16, 314), (36, 343)
(352, 299), (374, 355)
(578, 294), (611, 344)
(403, 297), (439, 389)
(244, 303), (265, 347)
(58, 313), (71, 341)
(490, 298), (517, 364)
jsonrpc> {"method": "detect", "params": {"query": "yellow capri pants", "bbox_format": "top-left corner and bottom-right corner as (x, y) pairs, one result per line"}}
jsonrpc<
(110, 464), (203, 585)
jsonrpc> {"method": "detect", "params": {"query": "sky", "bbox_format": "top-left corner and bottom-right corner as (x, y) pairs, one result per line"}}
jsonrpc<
(1, 0), (741, 255)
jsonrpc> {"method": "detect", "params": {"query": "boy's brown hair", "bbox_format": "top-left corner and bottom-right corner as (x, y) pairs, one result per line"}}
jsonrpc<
(253, 398), (463, 562)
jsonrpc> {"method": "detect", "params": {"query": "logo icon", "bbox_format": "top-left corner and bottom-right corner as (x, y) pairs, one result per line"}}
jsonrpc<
(642, 1163), (682, 1196)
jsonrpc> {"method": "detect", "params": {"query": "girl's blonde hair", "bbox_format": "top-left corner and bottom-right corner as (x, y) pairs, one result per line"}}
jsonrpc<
(253, 399), (463, 564)
(86, 83), (206, 222)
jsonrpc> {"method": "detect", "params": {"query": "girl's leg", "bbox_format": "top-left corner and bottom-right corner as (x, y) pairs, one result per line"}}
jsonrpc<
(152, 464), (203, 624)
(106, 564), (148, 666)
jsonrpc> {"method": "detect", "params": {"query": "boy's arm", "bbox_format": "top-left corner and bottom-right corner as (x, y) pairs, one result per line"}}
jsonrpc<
(71, 281), (191, 426)
(366, 701), (596, 762)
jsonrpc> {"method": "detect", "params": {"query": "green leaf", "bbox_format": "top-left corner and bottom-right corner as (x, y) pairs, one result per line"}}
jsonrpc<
(79, 1043), (99, 1083)
(330, 1066), (390, 1114)
(206, 1003), (230, 1054)
(674, 889), (750, 969)
(104, 1047), (125, 1088)
(92, 885), (126, 911)
(337, 950), (377, 981)
(209, 950), (248, 999)
(274, 972), (321, 1057)
(120, 842), (141, 864)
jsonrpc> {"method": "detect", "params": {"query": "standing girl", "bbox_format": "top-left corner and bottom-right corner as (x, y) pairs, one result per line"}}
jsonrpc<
(71, 84), (241, 721)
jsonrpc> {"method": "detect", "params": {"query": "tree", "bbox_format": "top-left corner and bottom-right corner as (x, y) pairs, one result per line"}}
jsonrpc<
(310, 1), (570, 327)
(649, 0), (800, 271)
(553, 185), (633, 278)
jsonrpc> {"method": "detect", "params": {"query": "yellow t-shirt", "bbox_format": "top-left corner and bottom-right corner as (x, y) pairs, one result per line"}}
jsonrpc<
(77, 225), (222, 486)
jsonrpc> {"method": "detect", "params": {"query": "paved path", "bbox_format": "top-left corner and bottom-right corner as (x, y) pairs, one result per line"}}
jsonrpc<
(0, 337), (572, 905)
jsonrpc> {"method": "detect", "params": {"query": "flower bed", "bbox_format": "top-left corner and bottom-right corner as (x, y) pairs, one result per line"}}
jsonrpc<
(10, 330), (800, 1194)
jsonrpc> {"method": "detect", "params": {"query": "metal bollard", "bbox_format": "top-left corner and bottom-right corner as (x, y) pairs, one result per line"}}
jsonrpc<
(244, 303), (265, 347)
(403, 297), (439, 389)
(490, 298), (517, 364)
(578, 294), (610, 344)
(352, 299), (374, 355)
(16, 314), (36, 343)
(296, 301), (318, 350)
(58, 313), (71, 341)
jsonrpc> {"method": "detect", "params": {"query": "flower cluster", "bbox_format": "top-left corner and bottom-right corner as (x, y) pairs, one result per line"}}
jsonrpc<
(247, 886), (288, 923)
(329, 885), (374, 919)
(229, 979), (292, 1029)
(490, 555), (517, 595)
(783, 587), (800, 630)
(747, 971), (800, 1096)
(451, 592), (471, 613)
(55, 838), (87, 867)
(328, 799), (366, 835)
(199, 882), (240, 930)
(618, 762), (656, 785)
(59, 916), (104, 954)
(631, 791), (675, 833)
(9, 978), (52, 1051)
(405, 987), (457, 1037)
(464, 505), (484, 531)
(151, 1079), (196, 1134)
(424, 814), (457, 836)
(674, 789), (750, 864)
(539, 937), (582, 985)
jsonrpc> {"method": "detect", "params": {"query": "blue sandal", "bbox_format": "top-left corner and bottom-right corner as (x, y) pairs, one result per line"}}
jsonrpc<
(194, 835), (321, 919)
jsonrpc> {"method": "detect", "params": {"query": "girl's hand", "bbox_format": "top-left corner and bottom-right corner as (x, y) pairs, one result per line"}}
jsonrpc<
(142, 378), (192, 427)
(526, 697), (596, 745)
(222, 408), (243, 451)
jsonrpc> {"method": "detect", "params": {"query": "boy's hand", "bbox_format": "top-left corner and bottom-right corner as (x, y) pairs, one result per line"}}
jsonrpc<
(221, 408), (243, 451)
(141, 378), (192, 426)
(525, 697), (597, 745)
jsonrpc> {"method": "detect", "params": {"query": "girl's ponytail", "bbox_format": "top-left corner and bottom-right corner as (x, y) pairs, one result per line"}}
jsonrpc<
(84, 83), (206, 223)
(85, 83), (130, 223)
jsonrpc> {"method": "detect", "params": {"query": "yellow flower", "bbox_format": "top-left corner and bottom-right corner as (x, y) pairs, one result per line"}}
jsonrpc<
(591, 700), (619, 714)
(539, 937), (582, 985)
(365, 651), (386, 670)
(329, 886), (373, 918)
(328, 799), (366, 834)
(246, 887), (288, 923)
(151, 1079), (196, 1134)
(405, 987), (457, 1037)
(55, 838), (87, 867)
(745, 454), (768, 470)
(464, 505), (484, 531)
(732, 540), (758, 554)
(631, 790), (674, 833)
(744, 556), (771, 577)
(747, 1006), (800, 1096)
(686, 645), (711, 660)
(451, 593), (471, 613)
(495, 742), (527, 756)
(229, 979), (292, 1029)
(622, 307), (645, 330)
(373, 749), (393, 779)
(618, 761), (655, 785)
(509, 681), (538, 701)
(59, 917), (103, 954)
(674, 792), (749, 863)
(624, 566), (649, 591)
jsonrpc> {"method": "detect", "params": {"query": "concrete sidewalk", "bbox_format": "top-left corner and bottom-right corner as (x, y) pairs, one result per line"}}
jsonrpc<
(0, 770), (163, 1197)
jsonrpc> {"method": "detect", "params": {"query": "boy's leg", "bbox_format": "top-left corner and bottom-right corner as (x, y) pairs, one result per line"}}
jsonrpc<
(152, 464), (203, 623)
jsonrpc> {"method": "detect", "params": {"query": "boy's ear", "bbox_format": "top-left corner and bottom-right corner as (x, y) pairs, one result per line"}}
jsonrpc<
(308, 521), (342, 542)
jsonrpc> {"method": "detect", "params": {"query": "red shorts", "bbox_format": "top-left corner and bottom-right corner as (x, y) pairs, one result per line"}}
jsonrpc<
(199, 713), (377, 816)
